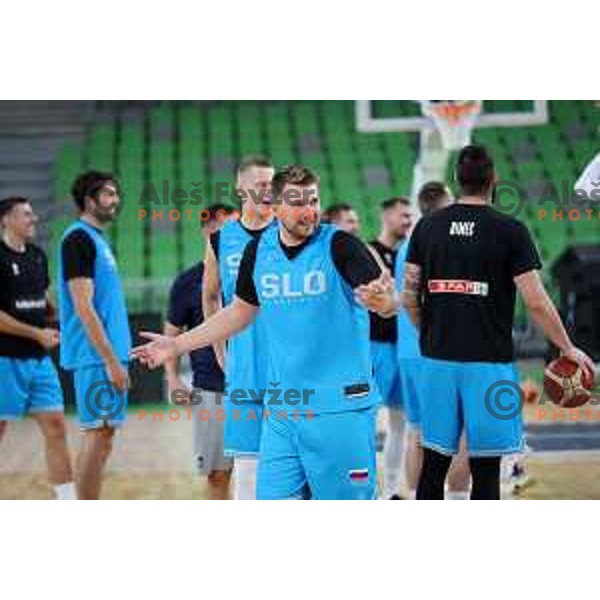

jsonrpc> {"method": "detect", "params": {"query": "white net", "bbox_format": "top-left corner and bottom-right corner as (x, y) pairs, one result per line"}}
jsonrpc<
(420, 100), (482, 151)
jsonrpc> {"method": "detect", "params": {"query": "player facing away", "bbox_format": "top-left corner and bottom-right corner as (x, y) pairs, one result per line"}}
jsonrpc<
(321, 203), (361, 235)
(58, 171), (131, 500)
(367, 196), (413, 499)
(0, 197), (75, 500)
(400, 146), (594, 500)
(202, 155), (275, 500)
(164, 204), (232, 500)
(133, 165), (391, 500)
(394, 182), (470, 500)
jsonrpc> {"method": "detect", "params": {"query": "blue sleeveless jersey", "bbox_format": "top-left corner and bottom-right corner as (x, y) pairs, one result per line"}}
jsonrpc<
(218, 219), (275, 397)
(395, 239), (421, 359)
(58, 220), (131, 370)
(253, 224), (379, 414)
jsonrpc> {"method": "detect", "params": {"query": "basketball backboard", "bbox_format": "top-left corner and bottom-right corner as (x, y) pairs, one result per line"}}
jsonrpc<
(356, 100), (548, 133)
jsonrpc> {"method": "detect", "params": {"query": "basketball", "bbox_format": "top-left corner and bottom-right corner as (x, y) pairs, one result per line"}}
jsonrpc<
(543, 357), (595, 408)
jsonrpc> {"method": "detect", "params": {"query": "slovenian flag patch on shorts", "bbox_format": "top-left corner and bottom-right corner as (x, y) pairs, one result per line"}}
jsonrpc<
(348, 468), (370, 483)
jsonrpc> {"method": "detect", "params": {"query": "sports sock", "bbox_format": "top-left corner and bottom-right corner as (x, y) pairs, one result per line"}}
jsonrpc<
(54, 482), (77, 500)
(445, 490), (470, 500)
(233, 456), (258, 500)
(469, 456), (501, 500)
(383, 408), (405, 498)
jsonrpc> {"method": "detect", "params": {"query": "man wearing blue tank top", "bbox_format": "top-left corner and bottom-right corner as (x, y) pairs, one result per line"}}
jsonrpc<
(58, 171), (131, 500)
(202, 155), (275, 500)
(133, 165), (390, 500)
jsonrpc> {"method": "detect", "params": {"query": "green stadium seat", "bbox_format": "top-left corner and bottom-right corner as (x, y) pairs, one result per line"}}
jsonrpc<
(87, 123), (116, 171)
(53, 142), (83, 203)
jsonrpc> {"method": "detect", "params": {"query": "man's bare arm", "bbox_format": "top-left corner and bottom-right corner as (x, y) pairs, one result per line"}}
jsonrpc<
(176, 297), (257, 356)
(515, 270), (595, 374)
(46, 290), (58, 323)
(132, 297), (258, 369)
(163, 322), (183, 381)
(402, 262), (422, 327)
(0, 310), (54, 346)
(68, 277), (129, 390)
(163, 321), (190, 403)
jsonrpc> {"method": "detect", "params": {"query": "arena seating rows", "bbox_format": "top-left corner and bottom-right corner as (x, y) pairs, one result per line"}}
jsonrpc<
(48, 101), (600, 315)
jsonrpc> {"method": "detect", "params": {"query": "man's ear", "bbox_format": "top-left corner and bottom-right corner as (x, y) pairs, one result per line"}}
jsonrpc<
(84, 193), (95, 212)
(489, 181), (497, 205)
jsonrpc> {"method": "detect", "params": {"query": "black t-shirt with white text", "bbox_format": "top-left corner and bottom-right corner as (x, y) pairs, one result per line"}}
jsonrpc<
(406, 204), (542, 362)
(0, 241), (50, 358)
(368, 240), (398, 344)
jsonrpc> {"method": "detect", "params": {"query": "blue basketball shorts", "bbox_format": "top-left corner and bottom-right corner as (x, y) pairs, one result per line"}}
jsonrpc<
(397, 358), (425, 429)
(256, 406), (378, 500)
(223, 400), (264, 457)
(72, 363), (129, 430)
(0, 356), (63, 420)
(370, 341), (402, 408)
(418, 358), (524, 456)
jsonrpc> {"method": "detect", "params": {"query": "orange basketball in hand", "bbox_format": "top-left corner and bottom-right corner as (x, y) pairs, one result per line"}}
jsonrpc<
(543, 357), (595, 408)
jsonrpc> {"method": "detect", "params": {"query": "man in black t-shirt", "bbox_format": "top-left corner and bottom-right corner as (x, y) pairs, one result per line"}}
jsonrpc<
(0, 197), (75, 500)
(164, 204), (231, 499)
(368, 196), (413, 499)
(358, 145), (595, 500)
(408, 146), (595, 500)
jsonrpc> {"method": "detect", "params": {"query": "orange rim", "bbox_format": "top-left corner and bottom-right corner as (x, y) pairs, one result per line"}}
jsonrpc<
(430, 101), (480, 124)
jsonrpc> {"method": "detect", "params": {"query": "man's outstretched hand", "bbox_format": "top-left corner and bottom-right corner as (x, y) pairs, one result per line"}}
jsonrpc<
(131, 332), (179, 369)
(355, 271), (397, 317)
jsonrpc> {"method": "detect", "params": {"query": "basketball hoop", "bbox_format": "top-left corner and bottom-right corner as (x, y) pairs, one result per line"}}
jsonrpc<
(420, 100), (482, 151)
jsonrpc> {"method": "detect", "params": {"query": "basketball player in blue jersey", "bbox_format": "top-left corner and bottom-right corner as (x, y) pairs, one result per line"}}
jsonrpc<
(58, 171), (131, 500)
(133, 165), (391, 500)
(202, 155), (275, 500)
(368, 196), (412, 499)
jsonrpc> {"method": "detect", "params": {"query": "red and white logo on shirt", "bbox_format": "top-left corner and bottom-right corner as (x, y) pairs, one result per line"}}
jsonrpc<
(428, 279), (489, 297)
